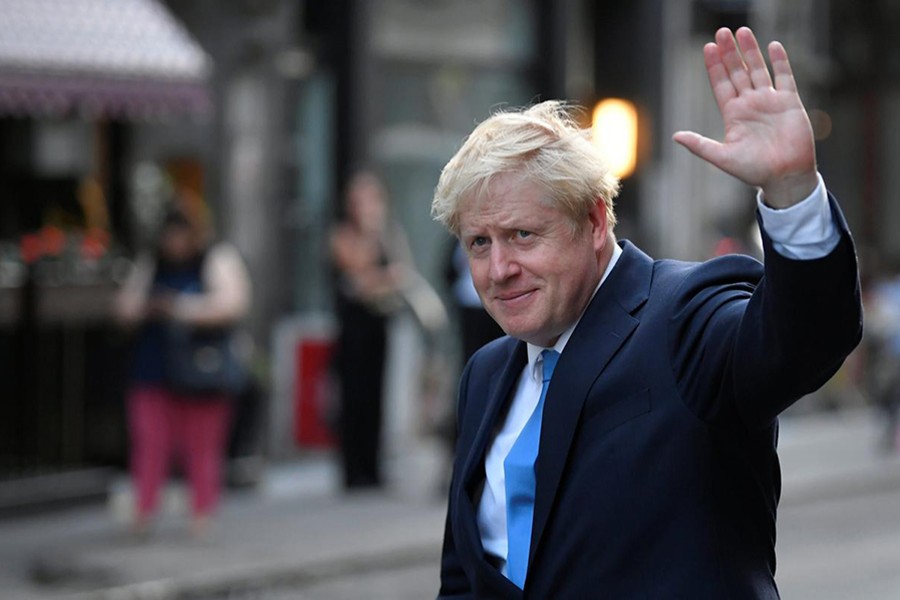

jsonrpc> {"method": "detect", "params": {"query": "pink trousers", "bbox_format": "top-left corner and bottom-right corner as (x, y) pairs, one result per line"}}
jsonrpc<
(128, 386), (232, 519)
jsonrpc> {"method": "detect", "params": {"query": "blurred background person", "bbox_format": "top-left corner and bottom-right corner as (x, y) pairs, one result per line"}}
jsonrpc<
(444, 241), (506, 365)
(864, 261), (900, 453)
(113, 204), (251, 538)
(330, 171), (411, 490)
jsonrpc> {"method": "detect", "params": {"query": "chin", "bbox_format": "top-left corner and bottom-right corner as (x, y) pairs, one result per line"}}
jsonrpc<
(495, 314), (553, 345)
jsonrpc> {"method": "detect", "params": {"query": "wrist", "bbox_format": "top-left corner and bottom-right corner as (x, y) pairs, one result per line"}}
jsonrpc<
(760, 171), (819, 209)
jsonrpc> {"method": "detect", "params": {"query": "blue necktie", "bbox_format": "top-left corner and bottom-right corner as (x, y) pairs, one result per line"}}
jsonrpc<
(504, 349), (560, 588)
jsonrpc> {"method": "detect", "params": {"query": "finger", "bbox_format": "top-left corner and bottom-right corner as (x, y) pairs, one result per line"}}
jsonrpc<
(672, 131), (728, 170)
(768, 41), (798, 92)
(703, 42), (736, 115)
(735, 27), (773, 89)
(715, 28), (753, 92)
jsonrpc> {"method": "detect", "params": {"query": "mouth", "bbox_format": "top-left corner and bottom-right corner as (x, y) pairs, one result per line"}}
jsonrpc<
(494, 289), (537, 304)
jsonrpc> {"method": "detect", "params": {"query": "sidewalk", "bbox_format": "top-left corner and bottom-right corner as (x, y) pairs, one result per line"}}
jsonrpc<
(0, 441), (449, 600)
(778, 407), (900, 505)
(2, 409), (900, 599)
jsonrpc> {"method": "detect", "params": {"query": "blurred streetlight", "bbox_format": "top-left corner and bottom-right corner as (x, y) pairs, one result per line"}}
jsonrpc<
(592, 98), (638, 179)
(808, 108), (833, 141)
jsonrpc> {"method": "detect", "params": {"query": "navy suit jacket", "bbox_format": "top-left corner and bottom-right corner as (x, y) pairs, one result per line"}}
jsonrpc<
(438, 197), (862, 599)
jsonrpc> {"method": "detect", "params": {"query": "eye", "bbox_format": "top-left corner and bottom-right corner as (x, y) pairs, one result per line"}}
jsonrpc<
(516, 230), (533, 240)
(468, 236), (490, 255)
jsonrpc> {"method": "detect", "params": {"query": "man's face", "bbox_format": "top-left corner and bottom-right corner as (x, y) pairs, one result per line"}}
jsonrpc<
(458, 173), (608, 347)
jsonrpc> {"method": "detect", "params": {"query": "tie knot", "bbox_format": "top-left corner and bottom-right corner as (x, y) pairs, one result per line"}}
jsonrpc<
(541, 349), (560, 383)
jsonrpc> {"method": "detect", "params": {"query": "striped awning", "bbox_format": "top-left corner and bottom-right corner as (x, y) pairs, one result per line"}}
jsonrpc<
(0, 0), (212, 120)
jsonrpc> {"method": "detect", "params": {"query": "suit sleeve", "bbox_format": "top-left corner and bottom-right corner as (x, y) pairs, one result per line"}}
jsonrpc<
(669, 194), (863, 431)
(437, 359), (475, 599)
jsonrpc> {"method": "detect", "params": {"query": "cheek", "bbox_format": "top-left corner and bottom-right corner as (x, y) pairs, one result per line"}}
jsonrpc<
(469, 260), (489, 291)
(544, 251), (590, 294)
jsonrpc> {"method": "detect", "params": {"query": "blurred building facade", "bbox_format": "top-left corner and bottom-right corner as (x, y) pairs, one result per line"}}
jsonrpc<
(0, 0), (892, 506)
(0, 0), (214, 507)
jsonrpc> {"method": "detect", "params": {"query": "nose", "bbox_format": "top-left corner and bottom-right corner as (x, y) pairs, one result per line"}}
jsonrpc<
(488, 243), (519, 283)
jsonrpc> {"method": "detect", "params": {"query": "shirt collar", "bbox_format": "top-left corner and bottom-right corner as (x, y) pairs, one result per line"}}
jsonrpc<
(525, 242), (623, 379)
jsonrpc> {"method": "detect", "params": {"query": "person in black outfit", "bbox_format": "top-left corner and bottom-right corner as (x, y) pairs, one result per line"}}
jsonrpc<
(330, 171), (410, 489)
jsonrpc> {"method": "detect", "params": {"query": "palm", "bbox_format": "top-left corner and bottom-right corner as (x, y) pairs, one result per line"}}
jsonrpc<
(718, 88), (813, 186)
(674, 28), (817, 207)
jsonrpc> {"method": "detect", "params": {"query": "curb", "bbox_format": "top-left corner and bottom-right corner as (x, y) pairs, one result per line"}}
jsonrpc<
(68, 543), (441, 600)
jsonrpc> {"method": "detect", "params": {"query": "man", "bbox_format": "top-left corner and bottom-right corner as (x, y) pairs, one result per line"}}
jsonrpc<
(431, 27), (862, 598)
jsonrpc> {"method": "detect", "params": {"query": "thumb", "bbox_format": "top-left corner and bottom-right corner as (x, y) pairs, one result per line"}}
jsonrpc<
(672, 131), (727, 168)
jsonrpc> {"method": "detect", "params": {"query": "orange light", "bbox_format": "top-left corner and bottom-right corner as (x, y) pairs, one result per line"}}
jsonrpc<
(592, 98), (639, 179)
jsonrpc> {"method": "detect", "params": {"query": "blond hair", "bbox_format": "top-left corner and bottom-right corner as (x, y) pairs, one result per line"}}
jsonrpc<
(432, 100), (620, 237)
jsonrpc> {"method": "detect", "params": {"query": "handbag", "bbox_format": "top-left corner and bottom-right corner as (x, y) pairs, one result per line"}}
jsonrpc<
(163, 325), (247, 397)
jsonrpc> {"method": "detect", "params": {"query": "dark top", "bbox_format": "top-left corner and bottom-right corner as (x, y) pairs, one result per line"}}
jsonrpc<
(130, 254), (205, 384)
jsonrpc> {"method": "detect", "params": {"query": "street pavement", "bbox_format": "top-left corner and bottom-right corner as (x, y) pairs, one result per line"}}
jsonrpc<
(777, 484), (900, 599)
(2, 409), (900, 599)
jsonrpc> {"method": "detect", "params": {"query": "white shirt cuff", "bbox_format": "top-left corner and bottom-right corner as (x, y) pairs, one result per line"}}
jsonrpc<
(756, 173), (840, 260)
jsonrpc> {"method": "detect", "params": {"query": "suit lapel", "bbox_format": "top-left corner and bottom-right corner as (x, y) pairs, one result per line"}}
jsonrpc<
(529, 241), (653, 566)
(460, 339), (528, 494)
(453, 339), (527, 598)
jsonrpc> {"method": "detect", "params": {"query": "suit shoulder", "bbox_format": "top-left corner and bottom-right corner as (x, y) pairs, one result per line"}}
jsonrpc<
(652, 254), (763, 300)
(456, 335), (517, 420)
(459, 335), (517, 390)
(466, 335), (516, 373)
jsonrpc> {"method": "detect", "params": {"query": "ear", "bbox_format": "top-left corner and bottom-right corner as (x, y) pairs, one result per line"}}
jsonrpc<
(587, 197), (610, 254)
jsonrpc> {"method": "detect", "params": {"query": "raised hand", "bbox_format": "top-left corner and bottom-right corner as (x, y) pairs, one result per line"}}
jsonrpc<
(672, 27), (818, 208)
